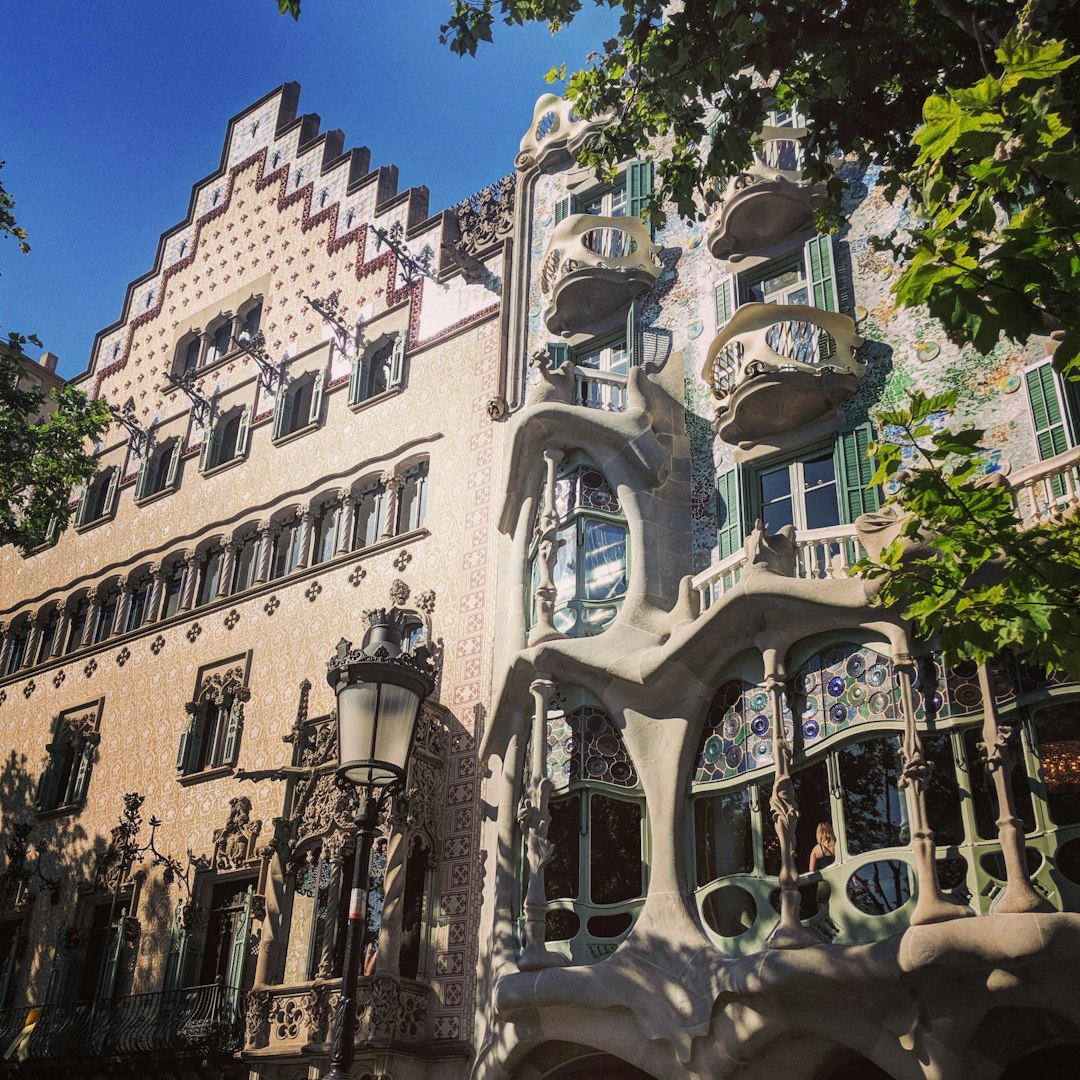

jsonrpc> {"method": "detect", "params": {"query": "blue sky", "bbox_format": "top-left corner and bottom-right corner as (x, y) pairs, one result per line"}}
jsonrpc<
(2, 1), (616, 379)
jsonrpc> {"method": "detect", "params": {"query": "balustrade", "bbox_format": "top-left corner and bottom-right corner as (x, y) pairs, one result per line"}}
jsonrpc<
(573, 367), (628, 412)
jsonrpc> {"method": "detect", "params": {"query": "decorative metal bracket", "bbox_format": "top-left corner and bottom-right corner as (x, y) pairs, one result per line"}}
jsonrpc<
(370, 221), (436, 283)
(232, 329), (280, 393)
(305, 291), (352, 349)
(109, 398), (149, 455)
(164, 370), (213, 426)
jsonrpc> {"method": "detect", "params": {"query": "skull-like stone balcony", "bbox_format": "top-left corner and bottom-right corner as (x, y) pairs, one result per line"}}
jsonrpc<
(706, 125), (824, 261)
(702, 302), (865, 445)
(540, 214), (662, 337)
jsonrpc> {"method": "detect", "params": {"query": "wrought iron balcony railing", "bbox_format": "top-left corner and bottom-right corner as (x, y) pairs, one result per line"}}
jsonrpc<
(0, 981), (244, 1067)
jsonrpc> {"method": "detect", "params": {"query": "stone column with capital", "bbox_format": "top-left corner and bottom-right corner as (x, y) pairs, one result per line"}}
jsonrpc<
(254, 524), (276, 585)
(336, 490), (357, 555)
(21, 613), (41, 671)
(293, 508), (313, 571)
(145, 563), (164, 624)
(51, 606), (71, 659)
(178, 552), (199, 612)
(80, 589), (101, 647)
(977, 662), (1053, 913)
(379, 470), (404, 541)
(763, 649), (816, 949)
(217, 539), (239, 599)
(895, 652), (969, 924)
(111, 578), (132, 638)
(518, 672), (568, 971)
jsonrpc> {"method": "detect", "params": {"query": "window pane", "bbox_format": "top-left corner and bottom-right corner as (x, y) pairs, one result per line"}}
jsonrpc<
(553, 527), (577, 605)
(839, 736), (908, 855)
(164, 574), (183, 619)
(1032, 702), (1080, 826)
(762, 759), (831, 876)
(760, 466), (792, 505)
(590, 795), (642, 904)
(234, 540), (257, 591)
(582, 521), (628, 601)
(545, 794), (580, 900)
(964, 726), (1035, 839)
(199, 552), (221, 605)
(922, 733), (965, 846)
(695, 790), (753, 885)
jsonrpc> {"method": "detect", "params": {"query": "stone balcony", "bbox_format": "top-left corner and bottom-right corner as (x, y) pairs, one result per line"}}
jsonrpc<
(706, 124), (825, 261)
(540, 214), (662, 337)
(702, 301), (865, 445)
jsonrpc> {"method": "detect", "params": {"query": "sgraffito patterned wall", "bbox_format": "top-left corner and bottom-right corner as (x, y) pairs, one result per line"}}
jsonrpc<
(0, 83), (506, 1058)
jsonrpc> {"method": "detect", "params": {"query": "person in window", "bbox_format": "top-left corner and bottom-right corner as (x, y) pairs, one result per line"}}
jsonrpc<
(808, 821), (836, 871)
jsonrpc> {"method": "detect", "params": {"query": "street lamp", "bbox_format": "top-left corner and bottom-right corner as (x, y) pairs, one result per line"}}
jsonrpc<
(323, 608), (434, 1080)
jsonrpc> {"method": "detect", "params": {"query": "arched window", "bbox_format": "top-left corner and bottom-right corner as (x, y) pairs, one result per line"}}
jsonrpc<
(135, 437), (182, 501)
(271, 517), (303, 579)
(397, 461), (429, 533)
(76, 467), (120, 527)
(64, 595), (91, 654)
(273, 371), (324, 441)
(240, 301), (262, 342)
(311, 500), (340, 565)
(176, 671), (249, 776)
(351, 480), (387, 550)
(124, 576), (152, 633)
(206, 319), (233, 365)
(531, 691), (646, 964)
(349, 335), (405, 405)
(200, 406), (250, 472)
(2, 618), (31, 675)
(91, 586), (120, 643)
(527, 459), (628, 637)
(34, 606), (61, 664)
(231, 531), (260, 592)
(175, 333), (201, 375)
(197, 547), (223, 606)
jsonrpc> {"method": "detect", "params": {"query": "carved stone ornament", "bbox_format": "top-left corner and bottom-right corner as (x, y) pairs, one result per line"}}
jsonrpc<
(452, 173), (515, 257)
(486, 395), (509, 421)
(210, 796), (263, 870)
(198, 665), (251, 706)
(743, 519), (797, 576)
(246, 987), (271, 1049)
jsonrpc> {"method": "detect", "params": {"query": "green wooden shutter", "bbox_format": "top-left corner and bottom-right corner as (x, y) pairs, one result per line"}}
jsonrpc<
(70, 739), (95, 807)
(44, 933), (72, 1004)
(388, 336), (406, 389)
(546, 342), (571, 369)
(626, 298), (640, 368)
(162, 900), (190, 992)
(134, 455), (150, 501)
(199, 423), (216, 472)
(0, 921), (20, 1007)
(554, 196), (577, 225)
(348, 354), (363, 404)
(627, 160), (654, 236)
(222, 697), (244, 767)
(805, 235), (839, 313)
(308, 371), (325, 424)
(165, 438), (183, 489)
(102, 467), (120, 518)
(176, 708), (200, 776)
(225, 886), (254, 1010)
(716, 466), (744, 559)
(272, 387), (287, 440)
(834, 424), (882, 523)
(74, 482), (90, 527)
(35, 752), (60, 812)
(236, 405), (251, 457)
(96, 911), (127, 1005)
(714, 274), (736, 332)
(1026, 363), (1072, 461)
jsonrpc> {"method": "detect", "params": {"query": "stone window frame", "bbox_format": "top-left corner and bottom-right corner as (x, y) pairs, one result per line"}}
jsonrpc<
(176, 654), (252, 784)
(35, 698), (104, 817)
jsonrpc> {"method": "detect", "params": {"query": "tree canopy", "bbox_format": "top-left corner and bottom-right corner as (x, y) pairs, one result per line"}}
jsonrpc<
(1, 163), (111, 556)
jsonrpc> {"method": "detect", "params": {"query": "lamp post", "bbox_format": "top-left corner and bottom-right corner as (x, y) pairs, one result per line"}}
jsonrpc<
(323, 608), (434, 1080)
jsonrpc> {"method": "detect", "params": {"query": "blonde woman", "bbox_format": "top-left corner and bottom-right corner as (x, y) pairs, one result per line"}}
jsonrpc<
(809, 821), (836, 872)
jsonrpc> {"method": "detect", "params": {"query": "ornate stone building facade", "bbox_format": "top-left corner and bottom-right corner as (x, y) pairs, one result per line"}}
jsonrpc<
(2, 82), (1080, 1080)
